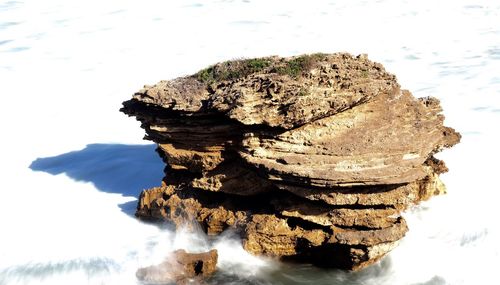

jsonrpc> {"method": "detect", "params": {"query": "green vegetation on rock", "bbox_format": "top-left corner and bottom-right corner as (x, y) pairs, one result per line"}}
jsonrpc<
(196, 53), (328, 83)
(196, 58), (272, 83)
(276, 53), (327, 78)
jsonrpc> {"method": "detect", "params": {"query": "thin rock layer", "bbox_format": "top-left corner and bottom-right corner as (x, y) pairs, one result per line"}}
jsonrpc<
(121, 53), (460, 270)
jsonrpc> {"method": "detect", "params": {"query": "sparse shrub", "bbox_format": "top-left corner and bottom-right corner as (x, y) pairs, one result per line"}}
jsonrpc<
(196, 53), (328, 83)
(276, 53), (327, 78)
(196, 58), (272, 83)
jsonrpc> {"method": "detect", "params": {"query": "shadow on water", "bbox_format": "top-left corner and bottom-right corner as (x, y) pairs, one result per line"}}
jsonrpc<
(29, 143), (164, 216)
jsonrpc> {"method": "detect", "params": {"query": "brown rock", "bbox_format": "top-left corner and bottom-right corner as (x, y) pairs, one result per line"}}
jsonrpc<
(239, 90), (460, 187)
(136, 249), (218, 284)
(190, 161), (275, 196)
(124, 54), (399, 129)
(132, 77), (209, 113)
(121, 52), (460, 271)
(279, 206), (399, 229)
(158, 143), (224, 172)
(137, 185), (249, 235)
(207, 54), (398, 129)
(277, 165), (447, 209)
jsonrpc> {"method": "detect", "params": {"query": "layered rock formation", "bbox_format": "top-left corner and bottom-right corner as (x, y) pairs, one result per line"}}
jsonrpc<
(121, 53), (460, 270)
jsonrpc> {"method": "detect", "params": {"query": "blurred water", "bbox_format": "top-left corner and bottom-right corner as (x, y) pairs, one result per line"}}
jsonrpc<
(1, 0), (499, 284)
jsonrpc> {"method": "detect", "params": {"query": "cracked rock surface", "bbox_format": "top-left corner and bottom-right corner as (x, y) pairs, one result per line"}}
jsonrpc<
(136, 249), (218, 284)
(121, 53), (460, 270)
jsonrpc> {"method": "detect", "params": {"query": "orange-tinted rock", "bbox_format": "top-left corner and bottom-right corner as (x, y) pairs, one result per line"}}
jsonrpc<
(121, 53), (460, 271)
(136, 249), (218, 284)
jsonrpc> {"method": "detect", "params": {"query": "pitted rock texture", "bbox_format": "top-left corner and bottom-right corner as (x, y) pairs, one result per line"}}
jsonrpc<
(136, 249), (218, 284)
(121, 53), (460, 270)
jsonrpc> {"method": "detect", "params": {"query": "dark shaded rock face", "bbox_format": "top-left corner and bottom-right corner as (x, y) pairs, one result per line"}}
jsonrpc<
(121, 53), (460, 271)
(136, 249), (218, 284)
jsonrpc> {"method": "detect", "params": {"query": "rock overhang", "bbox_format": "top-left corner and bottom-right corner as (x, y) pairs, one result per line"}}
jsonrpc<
(121, 52), (460, 270)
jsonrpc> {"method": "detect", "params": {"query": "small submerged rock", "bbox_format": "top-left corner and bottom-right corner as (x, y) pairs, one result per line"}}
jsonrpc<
(136, 249), (218, 284)
(122, 53), (460, 270)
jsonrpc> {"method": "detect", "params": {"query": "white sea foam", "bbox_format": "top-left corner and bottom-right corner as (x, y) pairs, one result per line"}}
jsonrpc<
(1, 0), (499, 284)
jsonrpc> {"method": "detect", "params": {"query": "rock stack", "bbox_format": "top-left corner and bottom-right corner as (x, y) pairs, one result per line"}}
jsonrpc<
(121, 53), (460, 270)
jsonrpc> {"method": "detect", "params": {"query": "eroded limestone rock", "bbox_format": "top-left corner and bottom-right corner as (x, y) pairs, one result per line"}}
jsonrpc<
(121, 53), (460, 271)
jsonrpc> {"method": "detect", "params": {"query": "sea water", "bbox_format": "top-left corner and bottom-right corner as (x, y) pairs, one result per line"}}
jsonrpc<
(1, 0), (499, 284)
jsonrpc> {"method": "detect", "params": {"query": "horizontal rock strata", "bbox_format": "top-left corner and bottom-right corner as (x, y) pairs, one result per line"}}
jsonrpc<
(121, 53), (460, 270)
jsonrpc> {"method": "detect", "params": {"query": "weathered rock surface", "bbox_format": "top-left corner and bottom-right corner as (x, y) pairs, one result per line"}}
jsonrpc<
(136, 249), (218, 284)
(121, 53), (460, 270)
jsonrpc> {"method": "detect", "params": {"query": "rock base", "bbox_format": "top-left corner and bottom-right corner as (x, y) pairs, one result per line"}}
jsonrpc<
(136, 249), (218, 284)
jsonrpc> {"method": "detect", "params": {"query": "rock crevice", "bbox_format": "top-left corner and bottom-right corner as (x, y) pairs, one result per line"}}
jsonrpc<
(121, 53), (460, 270)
